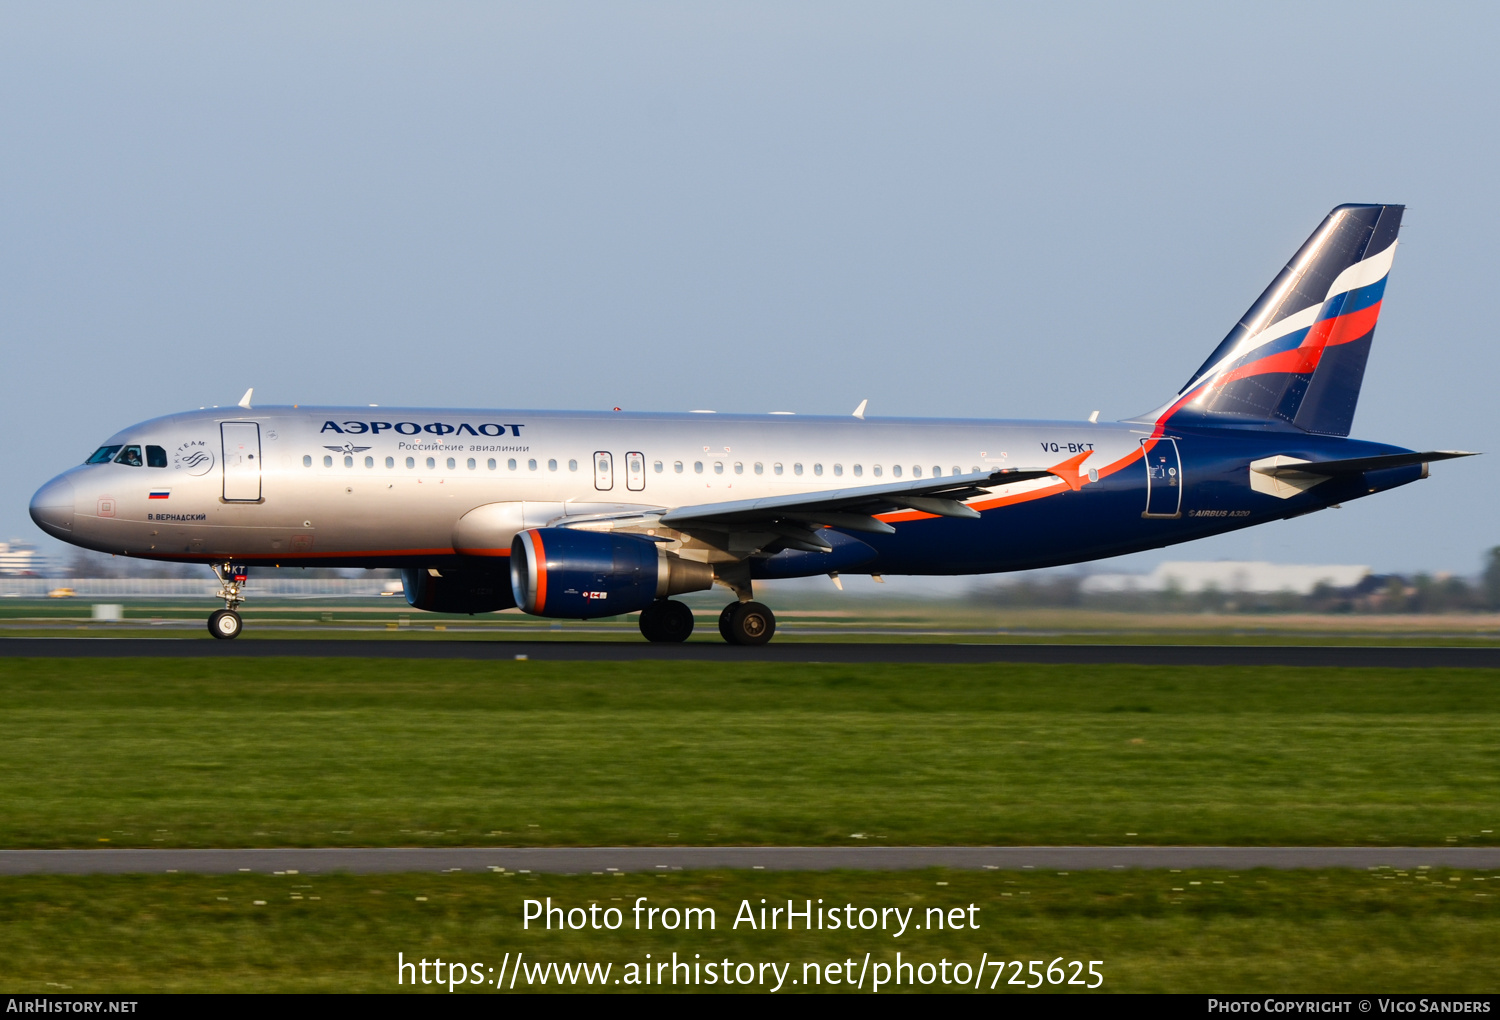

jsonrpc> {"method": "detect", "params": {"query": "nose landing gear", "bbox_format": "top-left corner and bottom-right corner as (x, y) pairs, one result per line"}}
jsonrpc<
(207, 562), (247, 640)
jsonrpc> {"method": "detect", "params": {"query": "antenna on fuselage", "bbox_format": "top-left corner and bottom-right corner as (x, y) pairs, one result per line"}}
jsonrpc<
(1088, 410), (1100, 423)
(238, 388), (254, 410)
(852, 399), (868, 420)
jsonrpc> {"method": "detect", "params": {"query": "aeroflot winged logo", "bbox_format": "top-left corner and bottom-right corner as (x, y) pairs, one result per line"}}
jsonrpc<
(320, 420), (525, 437)
(325, 444), (372, 456)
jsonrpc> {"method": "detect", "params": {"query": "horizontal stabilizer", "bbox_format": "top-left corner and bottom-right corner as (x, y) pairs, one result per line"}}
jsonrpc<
(1259, 450), (1476, 477)
(1249, 450), (1475, 500)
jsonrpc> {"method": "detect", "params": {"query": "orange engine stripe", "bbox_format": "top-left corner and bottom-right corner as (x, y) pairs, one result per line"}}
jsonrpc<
(530, 528), (547, 614)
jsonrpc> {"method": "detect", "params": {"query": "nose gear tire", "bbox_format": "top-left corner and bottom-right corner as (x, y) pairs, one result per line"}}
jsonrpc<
(208, 609), (243, 640)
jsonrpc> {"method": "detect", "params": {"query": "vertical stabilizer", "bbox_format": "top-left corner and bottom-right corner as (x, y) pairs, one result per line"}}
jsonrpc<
(1146, 204), (1402, 436)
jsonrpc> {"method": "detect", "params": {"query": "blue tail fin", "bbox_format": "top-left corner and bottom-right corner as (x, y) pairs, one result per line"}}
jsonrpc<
(1147, 203), (1403, 436)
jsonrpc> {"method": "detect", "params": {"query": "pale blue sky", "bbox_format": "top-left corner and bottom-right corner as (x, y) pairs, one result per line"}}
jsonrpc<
(3, 3), (1496, 577)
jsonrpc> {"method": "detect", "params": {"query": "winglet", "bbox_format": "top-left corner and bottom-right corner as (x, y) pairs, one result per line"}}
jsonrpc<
(238, 388), (254, 410)
(852, 399), (868, 420)
(1048, 450), (1094, 491)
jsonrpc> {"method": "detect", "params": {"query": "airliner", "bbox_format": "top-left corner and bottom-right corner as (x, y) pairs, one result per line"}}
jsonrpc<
(29, 203), (1472, 642)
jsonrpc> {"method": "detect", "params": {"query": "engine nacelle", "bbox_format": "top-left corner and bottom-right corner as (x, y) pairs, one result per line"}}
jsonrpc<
(401, 567), (517, 615)
(509, 528), (714, 618)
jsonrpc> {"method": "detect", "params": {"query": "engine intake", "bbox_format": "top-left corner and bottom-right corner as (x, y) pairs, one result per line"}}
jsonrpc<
(510, 528), (714, 618)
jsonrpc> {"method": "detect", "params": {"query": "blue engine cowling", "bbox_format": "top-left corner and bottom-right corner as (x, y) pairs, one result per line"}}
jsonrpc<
(509, 528), (714, 619)
(401, 567), (517, 614)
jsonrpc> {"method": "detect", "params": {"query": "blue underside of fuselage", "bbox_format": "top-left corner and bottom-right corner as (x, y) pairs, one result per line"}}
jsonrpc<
(751, 429), (1422, 578)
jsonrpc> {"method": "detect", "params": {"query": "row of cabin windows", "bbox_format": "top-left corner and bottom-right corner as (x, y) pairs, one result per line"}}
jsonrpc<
(85, 445), (168, 468)
(653, 461), (977, 479)
(304, 454), (980, 478)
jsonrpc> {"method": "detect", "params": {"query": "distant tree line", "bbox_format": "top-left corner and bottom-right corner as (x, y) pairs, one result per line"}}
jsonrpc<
(979, 547), (1500, 614)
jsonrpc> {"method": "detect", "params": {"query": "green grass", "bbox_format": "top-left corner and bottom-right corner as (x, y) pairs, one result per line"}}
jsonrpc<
(2, 658), (1499, 848)
(2, 869), (1497, 992)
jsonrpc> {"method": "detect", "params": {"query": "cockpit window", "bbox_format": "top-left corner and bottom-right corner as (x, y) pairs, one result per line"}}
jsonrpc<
(146, 445), (167, 468)
(114, 445), (144, 467)
(86, 445), (122, 465)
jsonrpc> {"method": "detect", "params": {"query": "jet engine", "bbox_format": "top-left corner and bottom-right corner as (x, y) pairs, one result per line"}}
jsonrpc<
(401, 567), (517, 615)
(509, 528), (714, 618)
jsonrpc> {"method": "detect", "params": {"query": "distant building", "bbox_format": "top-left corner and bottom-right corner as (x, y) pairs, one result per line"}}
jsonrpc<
(1081, 561), (1370, 596)
(0, 541), (46, 577)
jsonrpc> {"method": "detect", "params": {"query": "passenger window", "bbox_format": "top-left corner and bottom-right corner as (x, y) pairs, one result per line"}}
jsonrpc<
(487, 459), (496, 470)
(365, 456), (374, 468)
(892, 465), (902, 478)
(734, 462), (743, 475)
(654, 461), (663, 473)
(694, 462), (703, 474)
(303, 455), (312, 468)
(794, 463), (803, 476)
(146, 446), (167, 468)
(528, 459), (537, 471)
(386, 457), (395, 468)
(932, 466), (941, 477)
(324, 456), (333, 468)
(406, 457), (415, 468)
(569, 460), (578, 471)
(853, 464), (862, 477)
(674, 461), (684, 474)
(952, 466), (961, 476)
(833, 464), (842, 477)
(467, 458), (477, 470)
(114, 446), (144, 467)
(426, 457), (436, 469)
(814, 464), (823, 476)
(344, 456), (354, 468)
(548, 459), (557, 471)
(714, 462), (723, 475)
(447, 458), (457, 470)
(508, 458), (517, 470)
(86, 446), (122, 465)
(774, 463), (783, 475)
(912, 465), (922, 477)
(874, 465), (882, 477)
(754, 463), (764, 475)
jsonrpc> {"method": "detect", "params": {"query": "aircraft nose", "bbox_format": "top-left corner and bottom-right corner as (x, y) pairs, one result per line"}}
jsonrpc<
(30, 476), (75, 537)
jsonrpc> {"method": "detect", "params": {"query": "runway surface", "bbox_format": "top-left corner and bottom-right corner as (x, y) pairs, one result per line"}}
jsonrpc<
(2, 846), (1498, 875)
(4, 637), (1500, 667)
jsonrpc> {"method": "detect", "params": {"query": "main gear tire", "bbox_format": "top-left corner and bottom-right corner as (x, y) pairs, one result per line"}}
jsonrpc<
(639, 600), (694, 643)
(721, 601), (775, 646)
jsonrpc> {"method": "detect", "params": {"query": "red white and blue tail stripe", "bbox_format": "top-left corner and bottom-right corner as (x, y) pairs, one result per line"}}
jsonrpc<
(1144, 204), (1403, 437)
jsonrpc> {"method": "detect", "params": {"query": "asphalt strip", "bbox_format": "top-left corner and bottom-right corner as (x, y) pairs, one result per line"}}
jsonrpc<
(2, 847), (1498, 875)
(5, 638), (1500, 667)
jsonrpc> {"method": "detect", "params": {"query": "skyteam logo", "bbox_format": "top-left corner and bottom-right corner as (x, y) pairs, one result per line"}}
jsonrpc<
(173, 440), (215, 476)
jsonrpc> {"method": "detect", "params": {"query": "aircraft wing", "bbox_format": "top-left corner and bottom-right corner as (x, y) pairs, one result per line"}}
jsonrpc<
(1258, 450), (1477, 477)
(655, 467), (1054, 550)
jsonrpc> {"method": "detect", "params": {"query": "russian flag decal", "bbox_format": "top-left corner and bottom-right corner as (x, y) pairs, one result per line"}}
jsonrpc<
(148, 490), (171, 500)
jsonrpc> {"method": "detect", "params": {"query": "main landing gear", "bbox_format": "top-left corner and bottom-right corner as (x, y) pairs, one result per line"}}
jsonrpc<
(638, 599), (695, 643)
(637, 599), (778, 644)
(207, 562), (246, 640)
(719, 601), (776, 646)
